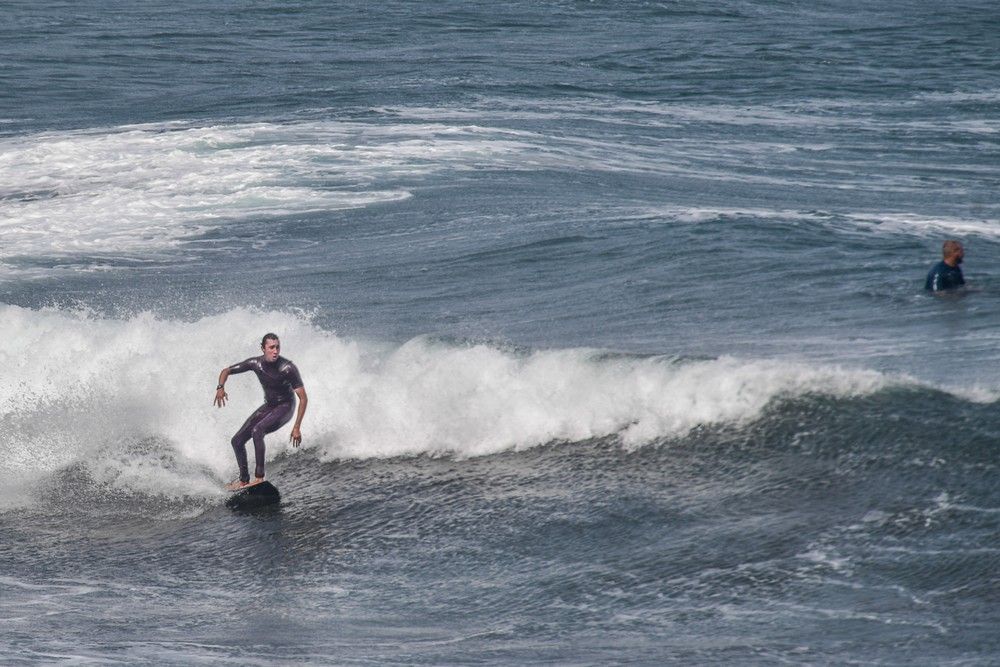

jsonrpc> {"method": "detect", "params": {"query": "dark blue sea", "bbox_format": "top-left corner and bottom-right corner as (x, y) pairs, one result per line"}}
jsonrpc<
(2, 1), (998, 664)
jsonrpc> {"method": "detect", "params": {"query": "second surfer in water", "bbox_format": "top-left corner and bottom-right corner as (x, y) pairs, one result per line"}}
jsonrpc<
(214, 333), (308, 491)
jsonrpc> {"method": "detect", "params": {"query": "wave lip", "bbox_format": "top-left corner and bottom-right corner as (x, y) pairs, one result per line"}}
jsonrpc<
(0, 304), (917, 509)
(317, 340), (895, 459)
(5, 303), (1000, 509)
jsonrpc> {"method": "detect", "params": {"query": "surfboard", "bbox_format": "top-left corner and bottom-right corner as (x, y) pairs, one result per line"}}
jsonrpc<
(225, 481), (281, 510)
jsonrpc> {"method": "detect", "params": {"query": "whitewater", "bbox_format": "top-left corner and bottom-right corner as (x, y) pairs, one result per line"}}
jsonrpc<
(2, 304), (907, 501)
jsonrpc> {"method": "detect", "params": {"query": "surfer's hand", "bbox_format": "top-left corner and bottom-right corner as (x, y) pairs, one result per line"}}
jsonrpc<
(214, 389), (227, 407)
(290, 427), (302, 447)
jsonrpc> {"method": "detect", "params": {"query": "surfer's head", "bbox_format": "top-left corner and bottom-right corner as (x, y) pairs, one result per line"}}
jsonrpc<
(261, 333), (280, 363)
(942, 240), (964, 266)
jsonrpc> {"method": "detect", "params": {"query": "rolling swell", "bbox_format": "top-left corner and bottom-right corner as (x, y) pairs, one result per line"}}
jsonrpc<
(264, 390), (997, 662)
(3, 386), (996, 663)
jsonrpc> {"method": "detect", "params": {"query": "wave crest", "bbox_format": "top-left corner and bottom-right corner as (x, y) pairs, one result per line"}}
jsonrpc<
(0, 304), (913, 506)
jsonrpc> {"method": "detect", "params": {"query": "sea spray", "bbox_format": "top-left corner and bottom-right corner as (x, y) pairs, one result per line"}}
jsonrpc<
(0, 303), (920, 503)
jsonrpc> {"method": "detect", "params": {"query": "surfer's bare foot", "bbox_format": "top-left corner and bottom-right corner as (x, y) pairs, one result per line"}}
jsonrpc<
(224, 480), (250, 491)
(251, 477), (265, 486)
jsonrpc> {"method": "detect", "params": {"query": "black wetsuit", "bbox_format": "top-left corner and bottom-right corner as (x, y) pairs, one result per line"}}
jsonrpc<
(228, 356), (304, 483)
(925, 261), (964, 291)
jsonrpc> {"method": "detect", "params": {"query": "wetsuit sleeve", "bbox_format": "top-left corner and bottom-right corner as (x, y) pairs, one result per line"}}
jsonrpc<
(227, 358), (256, 374)
(285, 362), (304, 390)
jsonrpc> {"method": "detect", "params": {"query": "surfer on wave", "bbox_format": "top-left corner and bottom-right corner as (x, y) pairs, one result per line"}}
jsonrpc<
(214, 333), (308, 491)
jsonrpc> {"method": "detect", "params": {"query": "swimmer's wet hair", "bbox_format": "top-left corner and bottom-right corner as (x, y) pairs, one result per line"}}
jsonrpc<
(261, 333), (280, 347)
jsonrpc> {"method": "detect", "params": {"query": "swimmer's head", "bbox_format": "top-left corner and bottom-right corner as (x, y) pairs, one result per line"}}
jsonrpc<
(261, 333), (280, 362)
(942, 240), (964, 265)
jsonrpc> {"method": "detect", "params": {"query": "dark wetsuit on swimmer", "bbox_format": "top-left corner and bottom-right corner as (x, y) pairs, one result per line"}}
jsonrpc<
(925, 261), (964, 291)
(228, 356), (304, 483)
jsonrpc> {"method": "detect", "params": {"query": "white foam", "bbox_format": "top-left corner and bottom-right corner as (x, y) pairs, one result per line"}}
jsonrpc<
(0, 119), (548, 275)
(1, 303), (951, 508)
(380, 98), (1000, 195)
(383, 99), (855, 130)
(844, 212), (1000, 238)
(798, 548), (852, 573)
(916, 89), (1000, 103)
(627, 204), (1000, 242)
(384, 95), (1000, 136)
(5, 113), (996, 280)
(0, 123), (386, 269)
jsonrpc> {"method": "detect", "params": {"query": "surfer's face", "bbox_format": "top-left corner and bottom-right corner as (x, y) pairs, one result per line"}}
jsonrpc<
(262, 339), (280, 363)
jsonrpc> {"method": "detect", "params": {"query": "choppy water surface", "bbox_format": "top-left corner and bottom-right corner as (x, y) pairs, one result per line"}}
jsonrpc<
(2, 1), (998, 664)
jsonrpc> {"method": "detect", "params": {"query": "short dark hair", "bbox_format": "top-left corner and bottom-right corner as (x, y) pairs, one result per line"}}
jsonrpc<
(261, 333), (280, 348)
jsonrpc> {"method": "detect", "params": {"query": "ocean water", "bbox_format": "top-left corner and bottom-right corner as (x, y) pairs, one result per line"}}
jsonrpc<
(2, 1), (998, 664)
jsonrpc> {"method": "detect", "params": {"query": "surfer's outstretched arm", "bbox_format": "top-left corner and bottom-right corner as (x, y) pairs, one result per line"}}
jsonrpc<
(214, 367), (231, 407)
(215, 359), (256, 407)
(290, 386), (308, 447)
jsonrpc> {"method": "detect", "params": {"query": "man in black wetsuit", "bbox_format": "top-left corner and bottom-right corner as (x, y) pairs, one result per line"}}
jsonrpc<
(925, 240), (965, 292)
(214, 333), (308, 490)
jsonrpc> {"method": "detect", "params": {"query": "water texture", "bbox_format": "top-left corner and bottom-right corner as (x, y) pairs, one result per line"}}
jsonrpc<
(1, 1), (998, 664)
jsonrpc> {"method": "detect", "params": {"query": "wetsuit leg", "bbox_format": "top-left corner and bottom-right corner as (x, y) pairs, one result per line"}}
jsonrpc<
(230, 402), (293, 482)
(249, 402), (294, 479)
